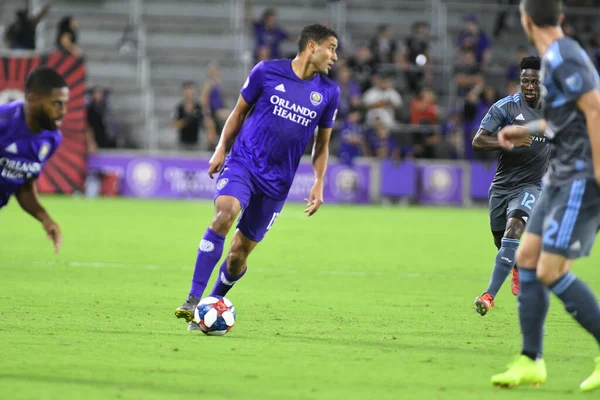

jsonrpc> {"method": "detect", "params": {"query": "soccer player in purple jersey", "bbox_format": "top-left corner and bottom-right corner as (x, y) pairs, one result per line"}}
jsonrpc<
(175, 24), (341, 329)
(0, 67), (68, 253)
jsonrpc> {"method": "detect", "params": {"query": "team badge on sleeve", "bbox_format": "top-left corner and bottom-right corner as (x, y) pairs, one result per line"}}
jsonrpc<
(216, 178), (228, 190)
(38, 143), (51, 161)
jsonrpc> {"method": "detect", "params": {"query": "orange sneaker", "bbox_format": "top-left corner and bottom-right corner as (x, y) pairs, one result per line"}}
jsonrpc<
(474, 293), (495, 316)
(511, 267), (520, 296)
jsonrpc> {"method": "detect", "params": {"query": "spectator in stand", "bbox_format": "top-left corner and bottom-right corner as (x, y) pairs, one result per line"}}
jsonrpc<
(366, 116), (402, 160)
(455, 49), (484, 97)
(337, 110), (367, 166)
(245, 1), (289, 62)
(462, 84), (499, 160)
(457, 14), (490, 69)
(440, 109), (464, 159)
(347, 45), (376, 92)
(336, 65), (362, 122)
(412, 120), (443, 159)
(402, 21), (431, 94)
(493, 0), (519, 38)
(562, 21), (585, 47)
(4, 2), (53, 50)
(369, 24), (398, 70)
(56, 16), (82, 58)
(86, 87), (118, 151)
(201, 62), (229, 138)
(505, 46), (527, 83)
(363, 72), (403, 130)
(410, 87), (438, 126)
(171, 81), (217, 151)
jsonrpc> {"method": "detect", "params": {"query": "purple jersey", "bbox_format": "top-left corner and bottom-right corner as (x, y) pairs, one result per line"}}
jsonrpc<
(230, 59), (340, 200)
(0, 101), (62, 208)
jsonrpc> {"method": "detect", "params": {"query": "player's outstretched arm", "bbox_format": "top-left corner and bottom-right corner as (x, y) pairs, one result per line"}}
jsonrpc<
(304, 127), (332, 217)
(577, 89), (600, 186)
(472, 128), (502, 151)
(15, 180), (62, 253)
(208, 95), (252, 178)
(498, 120), (546, 150)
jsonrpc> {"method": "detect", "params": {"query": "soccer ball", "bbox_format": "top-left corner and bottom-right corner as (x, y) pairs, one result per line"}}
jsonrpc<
(193, 295), (236, 336)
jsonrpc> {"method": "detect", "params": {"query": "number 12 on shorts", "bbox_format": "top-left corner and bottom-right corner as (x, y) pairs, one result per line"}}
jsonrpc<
(521, 192), (536, 210)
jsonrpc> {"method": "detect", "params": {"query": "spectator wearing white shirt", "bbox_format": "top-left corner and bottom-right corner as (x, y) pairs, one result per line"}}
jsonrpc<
(362, 72), (403, 129)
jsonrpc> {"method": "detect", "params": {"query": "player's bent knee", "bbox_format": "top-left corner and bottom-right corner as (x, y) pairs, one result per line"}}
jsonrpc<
(211, 197), (242, 233)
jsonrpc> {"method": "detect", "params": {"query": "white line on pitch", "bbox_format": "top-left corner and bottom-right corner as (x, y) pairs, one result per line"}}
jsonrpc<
(4, 260), (490, 281)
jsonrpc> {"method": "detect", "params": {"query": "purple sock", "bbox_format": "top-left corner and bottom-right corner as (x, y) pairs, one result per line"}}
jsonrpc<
(189, 228), (225, 298)
(210, 260), (246, 297)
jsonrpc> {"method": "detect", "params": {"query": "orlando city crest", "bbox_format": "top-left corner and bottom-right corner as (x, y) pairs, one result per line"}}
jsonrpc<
(310, 91), (323, 106)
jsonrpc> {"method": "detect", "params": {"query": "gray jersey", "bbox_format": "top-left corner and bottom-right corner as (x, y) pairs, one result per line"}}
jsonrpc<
(479, 93), (549, 193)
(541, 37), (600, 187)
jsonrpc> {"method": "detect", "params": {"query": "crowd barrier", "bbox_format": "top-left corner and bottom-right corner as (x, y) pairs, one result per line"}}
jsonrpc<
(87, 152), (497, 206)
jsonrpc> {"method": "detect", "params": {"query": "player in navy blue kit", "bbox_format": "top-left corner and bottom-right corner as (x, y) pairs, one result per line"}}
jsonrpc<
(0, 67), (68, 253)
(491, 0), (600, 390)
(472, 56), (550, 316)
(175, 24), (340, 329)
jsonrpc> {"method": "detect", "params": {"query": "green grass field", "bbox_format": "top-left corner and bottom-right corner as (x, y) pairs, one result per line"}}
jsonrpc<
(1, 196), (599, 400)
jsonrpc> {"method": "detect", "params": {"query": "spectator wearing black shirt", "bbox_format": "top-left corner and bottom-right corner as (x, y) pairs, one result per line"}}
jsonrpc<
(171, 82), (217, 151)
(402, 22), (430, 94)
(5, 2), (53, 50)
(56, 16), (82, 58)
(86, 87), (117, 150)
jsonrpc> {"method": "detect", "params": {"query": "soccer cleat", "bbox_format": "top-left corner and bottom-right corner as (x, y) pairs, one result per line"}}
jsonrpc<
(580, 356), (600, 392)
(187, 321), (202, 332)
(474, 293), (495, 316)
(174, 294), (200, 322)
(511, 267), (520, 296)
(491, 355), (547, 388)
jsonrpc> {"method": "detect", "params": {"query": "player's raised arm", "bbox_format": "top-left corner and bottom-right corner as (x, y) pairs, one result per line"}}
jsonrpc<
(15, 180), (62, 253)
(577, 89), (600, 186)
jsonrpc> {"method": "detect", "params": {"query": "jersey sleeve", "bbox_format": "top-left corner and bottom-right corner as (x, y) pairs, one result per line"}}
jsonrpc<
(240, 61), (266, 105)
(479, 101), (510, 134)
(318, 85), (341, 129)
(553, 53), (599, 103)
(45, 134), (62, 164)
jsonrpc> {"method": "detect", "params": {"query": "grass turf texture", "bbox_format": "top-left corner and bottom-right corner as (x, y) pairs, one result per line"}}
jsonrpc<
(1, 196), (599, 399)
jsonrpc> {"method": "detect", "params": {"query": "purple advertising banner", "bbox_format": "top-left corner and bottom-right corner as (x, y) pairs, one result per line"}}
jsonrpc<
(87, 154), (371, 203)
(380, 160), (416, 197)
(418, 164), (463, 205)
(470, 162), (496, 200)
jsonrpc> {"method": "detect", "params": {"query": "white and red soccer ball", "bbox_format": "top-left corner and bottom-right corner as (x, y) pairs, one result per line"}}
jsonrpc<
(193, 295), (236, 336)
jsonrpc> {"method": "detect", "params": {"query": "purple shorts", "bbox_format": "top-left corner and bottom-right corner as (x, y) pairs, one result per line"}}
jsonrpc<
(214, 160), (285, 242)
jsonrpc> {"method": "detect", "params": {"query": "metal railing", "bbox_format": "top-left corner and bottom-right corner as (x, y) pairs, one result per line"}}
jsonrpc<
(128, 0), (157, 150)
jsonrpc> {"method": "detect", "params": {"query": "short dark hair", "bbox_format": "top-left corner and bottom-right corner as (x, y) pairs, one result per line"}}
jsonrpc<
(25, 67), (67, 95)
(520, 55), (541, 70)
(522, 0), (562, 27)
(181, 81), (196, 89)
(297, 24), (338, 53)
